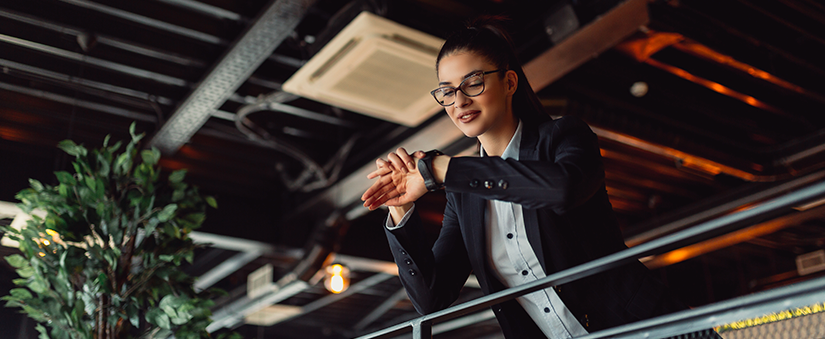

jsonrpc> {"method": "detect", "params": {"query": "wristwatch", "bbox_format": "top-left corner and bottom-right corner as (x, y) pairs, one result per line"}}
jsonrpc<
(418, 150), (444, 191)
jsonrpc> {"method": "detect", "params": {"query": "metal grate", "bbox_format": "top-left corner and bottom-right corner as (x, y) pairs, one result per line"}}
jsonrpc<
(149, 0), (316, 154)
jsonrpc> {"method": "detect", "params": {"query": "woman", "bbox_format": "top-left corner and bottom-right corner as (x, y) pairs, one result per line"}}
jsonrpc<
(361, 17), (707, 338)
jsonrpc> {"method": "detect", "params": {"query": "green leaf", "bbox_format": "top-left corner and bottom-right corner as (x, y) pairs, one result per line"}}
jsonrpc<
(172, 189), (185, 202)
(103, 134), (111, 147)
(58, 183), (69, 197)
(12, 278), (28, 286)
(114, 153), (131, 176)
(16, 266), (34, 278)
(184, 251), (194, 264)
(168, 169), (187, 184)
(54, 171), (77, 186)
(85, 175), (96, 191)
(216, 333), (243, 339)
(57, 140), (86, 157)
(146, 308), (171, 329)
(157, 204), (177, 222)
(6, 254), (28, 268)
(158, 254), (175, 262)
(94, 273), (110, 292)
(141, 149), (159, 166)
(9, 288), (33, 300)
(35, 324), (50, 339)
(127, 304), (139, 327)
(109, 141), (122, 153)
(129, 122), (137, 140)
(205, 196), (218, 209)
(144, 217), (160, 236)
(29, 179), (44, 192)
(28, 277), (47, 294)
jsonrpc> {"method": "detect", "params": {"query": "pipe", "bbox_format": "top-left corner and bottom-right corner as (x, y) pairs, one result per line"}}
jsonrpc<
(0, 33), (190, 87)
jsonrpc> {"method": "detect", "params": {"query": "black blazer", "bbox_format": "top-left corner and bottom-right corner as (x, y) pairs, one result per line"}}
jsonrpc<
(385, 116), (685, 338)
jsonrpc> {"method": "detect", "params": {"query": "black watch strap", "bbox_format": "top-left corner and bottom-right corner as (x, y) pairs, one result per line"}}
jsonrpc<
(418, 150), (444, 192)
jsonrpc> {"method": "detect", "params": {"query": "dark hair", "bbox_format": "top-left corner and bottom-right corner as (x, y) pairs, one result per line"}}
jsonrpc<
(436, 16), (550, 124)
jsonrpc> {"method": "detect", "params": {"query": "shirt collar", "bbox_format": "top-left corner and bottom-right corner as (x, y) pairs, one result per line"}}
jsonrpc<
(480, 120), (523, 161)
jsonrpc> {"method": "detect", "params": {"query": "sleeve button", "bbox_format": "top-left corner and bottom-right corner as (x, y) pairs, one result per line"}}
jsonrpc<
(405, 259), (412, 265)
(484, 180), (494, 189)
(469, 179), (480, 188)
(497, 180), (508, 189)
(400, 249), (407, 255)
(408, 269), (416, 276)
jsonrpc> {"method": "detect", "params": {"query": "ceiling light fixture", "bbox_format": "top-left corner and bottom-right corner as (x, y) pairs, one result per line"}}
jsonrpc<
(324, 263), (350, 294)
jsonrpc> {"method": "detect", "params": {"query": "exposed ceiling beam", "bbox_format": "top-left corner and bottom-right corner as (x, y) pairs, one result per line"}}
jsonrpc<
(0, 8), (207, 67)
(155, 0), (245, 22)
(0, 33), (190, 87)
(58, 0), (227, 45)
(522, 0), (649, 90)
(0, 81), (157, 122)
(148, 0), (317, 155)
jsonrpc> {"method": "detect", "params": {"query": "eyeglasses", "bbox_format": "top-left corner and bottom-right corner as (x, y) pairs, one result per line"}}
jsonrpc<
(430, 69), (503, 106)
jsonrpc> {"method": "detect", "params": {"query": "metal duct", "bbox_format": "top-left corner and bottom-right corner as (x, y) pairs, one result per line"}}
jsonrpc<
(149, 0), (317, 155)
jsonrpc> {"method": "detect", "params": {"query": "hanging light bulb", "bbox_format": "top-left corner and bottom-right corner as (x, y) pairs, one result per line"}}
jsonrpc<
(324, 263), (350, 294)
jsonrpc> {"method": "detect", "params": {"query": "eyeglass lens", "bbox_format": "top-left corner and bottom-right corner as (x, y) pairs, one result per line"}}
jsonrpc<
(433, 73), (486, 106)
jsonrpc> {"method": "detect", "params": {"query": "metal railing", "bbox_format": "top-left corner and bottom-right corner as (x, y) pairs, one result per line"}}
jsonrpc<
(356, 180), (825, 339)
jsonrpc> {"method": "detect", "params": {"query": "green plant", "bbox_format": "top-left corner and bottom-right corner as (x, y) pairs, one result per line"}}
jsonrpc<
(1, 123), (237, 339)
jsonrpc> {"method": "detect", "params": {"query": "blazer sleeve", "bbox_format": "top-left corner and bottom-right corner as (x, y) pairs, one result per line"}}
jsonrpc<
(384, 194), (472, 314)
(443, 116), (604, 214)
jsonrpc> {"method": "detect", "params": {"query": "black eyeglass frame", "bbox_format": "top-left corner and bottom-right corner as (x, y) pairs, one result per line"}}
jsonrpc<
(430, 69), (504, 106)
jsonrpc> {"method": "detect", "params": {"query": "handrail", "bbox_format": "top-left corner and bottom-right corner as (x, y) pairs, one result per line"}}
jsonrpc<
(356, 180), (825, 339)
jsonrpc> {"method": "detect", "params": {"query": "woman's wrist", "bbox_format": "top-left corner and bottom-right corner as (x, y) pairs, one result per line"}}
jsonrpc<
(432, 155), (451, 185)
(389, 202), (414, 225)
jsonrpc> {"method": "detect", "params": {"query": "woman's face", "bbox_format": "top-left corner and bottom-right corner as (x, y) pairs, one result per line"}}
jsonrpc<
(436, 51), (516, 138)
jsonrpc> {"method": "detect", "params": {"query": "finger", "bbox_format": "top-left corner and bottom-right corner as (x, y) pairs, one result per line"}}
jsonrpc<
(362, 175), (391, 201)
(365, 182), (401, 208)
(396, 148), (416, 171)
(368, 190), (402, 210)
(387, 152), (408, 173)
(413, 150), (426, 159)
(369, 189), (403, 210)
(361, 177), (390, 201)
(367, 166), (392, 179)
(375, 158), (390, 169)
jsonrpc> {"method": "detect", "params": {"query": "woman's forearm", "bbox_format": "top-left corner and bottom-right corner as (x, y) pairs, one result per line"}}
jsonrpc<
(389, 202), (415, 225)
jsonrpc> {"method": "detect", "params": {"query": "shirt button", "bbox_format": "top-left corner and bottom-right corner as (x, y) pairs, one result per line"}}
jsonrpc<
(544, 307), (550, 313)
(507, 233), (513, 239)
(484, 180), (494, 189)
(409, 269), (416, 276)
(405, 259), (412, 265)
(498, 180), (509, 189)
(469, 179), (480, 188)
(521, 270), (528, 276)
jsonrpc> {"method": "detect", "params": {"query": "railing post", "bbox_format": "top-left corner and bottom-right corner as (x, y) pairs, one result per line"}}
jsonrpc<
(411, 319), (432, 339)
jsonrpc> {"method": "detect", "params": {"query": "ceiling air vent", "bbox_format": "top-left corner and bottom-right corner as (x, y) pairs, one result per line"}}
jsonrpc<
(797, 249), (825, 276)
(283, 12), (445, 127)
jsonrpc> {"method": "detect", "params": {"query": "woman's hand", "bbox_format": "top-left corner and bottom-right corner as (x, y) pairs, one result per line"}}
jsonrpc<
(362, 148), (428, 210)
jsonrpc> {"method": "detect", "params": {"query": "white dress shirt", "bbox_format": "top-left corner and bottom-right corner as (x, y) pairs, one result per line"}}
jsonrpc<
(386, 121), (588, 338)
(481, 121), (588, 338)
